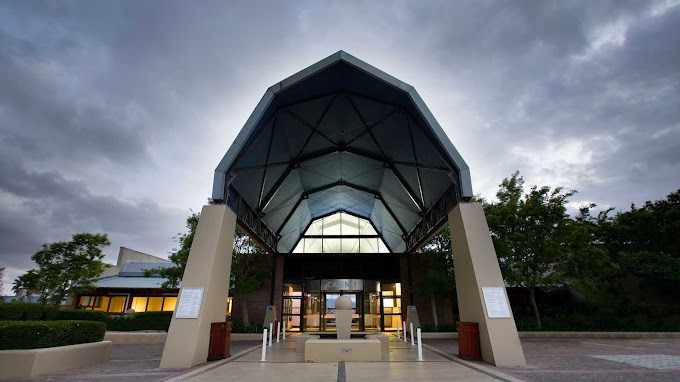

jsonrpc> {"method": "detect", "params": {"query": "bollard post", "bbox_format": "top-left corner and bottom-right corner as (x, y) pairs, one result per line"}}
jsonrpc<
(260, 329), (267, 362)
(417, 328), (423, 361)
(410, 322), (415, 345)
(277, 321), (281, 343)
(397, 320), (401, 340)
(269, 323), (273, 345)
(403, 321), (407, 342)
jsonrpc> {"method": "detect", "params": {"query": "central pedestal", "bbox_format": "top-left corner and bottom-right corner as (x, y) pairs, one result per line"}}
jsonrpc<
(304, 338), (382, 362)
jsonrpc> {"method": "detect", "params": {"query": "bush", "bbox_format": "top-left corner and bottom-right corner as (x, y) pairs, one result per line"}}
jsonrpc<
(230, 319), (263, 333)
(53, 309), (110, 322)
(421, 323), (457, 332)
(0, 302), (57, 321)
(0, 320), (106, 350)
(514, 316), (680, 332)
(105, 311), (173, 331)
(0, 303), (174, 331)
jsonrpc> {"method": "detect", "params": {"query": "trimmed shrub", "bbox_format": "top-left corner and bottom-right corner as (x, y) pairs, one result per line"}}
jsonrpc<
(0, 320), (106, 350)
(105, 311), (173, 331)
(53, 309), (109, 323)
(0, 302), (57, 321)
(230, 320), (263, 333)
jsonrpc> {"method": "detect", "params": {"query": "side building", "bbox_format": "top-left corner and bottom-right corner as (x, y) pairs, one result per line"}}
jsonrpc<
(76, 247), (181, 314)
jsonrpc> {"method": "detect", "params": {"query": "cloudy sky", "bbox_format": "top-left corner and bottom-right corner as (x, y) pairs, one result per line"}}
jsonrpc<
(1, 1), (679, 294)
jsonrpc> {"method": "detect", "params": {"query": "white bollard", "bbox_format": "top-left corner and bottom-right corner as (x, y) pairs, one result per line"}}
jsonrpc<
(417, 328), (423, 361)
(403, 321), (407, 342)
(260, 329), (268, 362)
(410, 322), (415, 345)
(283, 323), (286, 340)
(269, 323), (273, 345)
(397, 320), (401, 340)
(277, 321), (281, 343)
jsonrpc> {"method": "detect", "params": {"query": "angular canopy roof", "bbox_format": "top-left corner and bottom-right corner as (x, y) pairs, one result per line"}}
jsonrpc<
(213, 51), (472, 253)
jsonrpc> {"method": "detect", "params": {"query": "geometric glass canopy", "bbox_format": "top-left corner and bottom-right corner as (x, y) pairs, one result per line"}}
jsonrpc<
(291, 211), (390, 253)
(213, 51), (473, 254)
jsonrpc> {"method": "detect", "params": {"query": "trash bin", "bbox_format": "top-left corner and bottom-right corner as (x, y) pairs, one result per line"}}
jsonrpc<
(208, 321), (232, 361)
(457, 321), (481, 360)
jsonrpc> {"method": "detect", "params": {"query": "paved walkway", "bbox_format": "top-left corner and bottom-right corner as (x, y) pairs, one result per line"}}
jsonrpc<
(5, 335), (680, 381)
(167, 334), (519, 382)
(428, 337), (680, 382)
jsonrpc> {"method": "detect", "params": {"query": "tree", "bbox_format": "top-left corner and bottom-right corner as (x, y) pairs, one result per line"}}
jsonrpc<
(145, 212), (271, 324)
(415, 225), (456, 327)
(230, 230), (270, 325)
(13, 233), (111, 304)
(145, 212), (200, 289)
(0, 265), (5, 295)
(598, 189), (680, 290)
(484, 171), (613, 328)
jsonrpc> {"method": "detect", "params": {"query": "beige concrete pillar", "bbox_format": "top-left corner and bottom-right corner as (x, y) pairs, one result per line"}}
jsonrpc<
(449, 203), (526, 367)
(160, 205), (236, 369)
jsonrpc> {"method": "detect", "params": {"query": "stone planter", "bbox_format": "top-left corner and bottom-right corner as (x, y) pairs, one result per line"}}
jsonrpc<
(0, 340), (112, 378)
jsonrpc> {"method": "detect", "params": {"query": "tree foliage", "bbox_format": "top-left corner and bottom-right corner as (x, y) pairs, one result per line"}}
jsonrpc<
(415, 225), (456, 326)
(13, 233), (111, 304)
(144, 212), (199, 289)
(145, 211), (271, 324)
(484, 171), (615, 327)
(598, 189), (680, 289)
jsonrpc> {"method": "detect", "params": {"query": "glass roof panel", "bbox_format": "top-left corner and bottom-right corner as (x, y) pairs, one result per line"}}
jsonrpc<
(291, 212), (389, 253)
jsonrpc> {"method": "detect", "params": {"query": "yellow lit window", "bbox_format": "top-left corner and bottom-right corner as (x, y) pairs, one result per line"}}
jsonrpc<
(131, 297), (148, 312)
(163, 297), (177, 311)
(92, 296), (110, 311)
(147, 297), (164, 311)
(108, 296), (127, 313)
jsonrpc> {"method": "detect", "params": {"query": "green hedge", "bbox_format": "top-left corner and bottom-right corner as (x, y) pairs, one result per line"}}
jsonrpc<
(106, 311), (173, 331)
(514, 315), (680, 332)
(0, 302), (58, 321)
(230, 320), (263, 333)
(0, 303), (173, 331)
(0, 320), (106, 350)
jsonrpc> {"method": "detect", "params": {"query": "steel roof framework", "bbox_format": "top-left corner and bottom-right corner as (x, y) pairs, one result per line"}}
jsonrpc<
(213, 51), (472, 254)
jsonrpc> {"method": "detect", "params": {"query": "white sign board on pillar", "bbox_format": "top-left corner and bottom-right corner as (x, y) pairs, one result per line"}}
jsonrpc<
(481, 287), (511, 318)
(175, 287), (204, 318)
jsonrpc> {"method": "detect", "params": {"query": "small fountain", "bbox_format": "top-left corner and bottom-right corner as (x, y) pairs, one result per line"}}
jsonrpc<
(300, 295), (389, 362)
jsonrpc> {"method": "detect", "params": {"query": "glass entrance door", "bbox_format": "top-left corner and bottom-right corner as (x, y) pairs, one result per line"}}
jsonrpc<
(322, 293), (361, 331)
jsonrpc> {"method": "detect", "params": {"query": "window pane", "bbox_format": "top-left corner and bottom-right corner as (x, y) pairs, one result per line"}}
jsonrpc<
(283, 298), (301, 315)
(304, 238), (322, 253)
(79, 296), (95, 308)
(342, 238), (359, 253)
(382, 298), (401, 314)
(359, 220), (377, 235)
(292, 240), (304, 253)
(359, 238), (378, 253)
(93, 296), (110, 311)
(147, 297), (163, 311)
(108, 296), (126, 313)
(341, 213), (360, 235)
(323, 238), (341, 253)
(131, 297), (148, 312)
(305, 220), (322, 235)
(322, 213), (341, 235)
(378, 240), (390, 253)
(382, 283), (401, 296)
(163, 297), (177, 311)
(283, 284), (303, 296)
(383, 314), (402, 330)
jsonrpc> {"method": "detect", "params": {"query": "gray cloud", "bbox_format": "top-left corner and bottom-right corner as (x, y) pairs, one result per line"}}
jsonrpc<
(1, 0), (679, 292)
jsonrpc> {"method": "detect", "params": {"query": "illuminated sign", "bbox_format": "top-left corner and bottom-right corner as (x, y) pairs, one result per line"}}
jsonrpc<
(320, 279), (364, 291)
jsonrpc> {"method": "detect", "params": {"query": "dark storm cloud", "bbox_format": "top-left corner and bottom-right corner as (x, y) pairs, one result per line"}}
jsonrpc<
(1, 0), (679, 291)
(0, 152), (186, 285)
